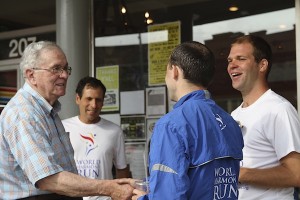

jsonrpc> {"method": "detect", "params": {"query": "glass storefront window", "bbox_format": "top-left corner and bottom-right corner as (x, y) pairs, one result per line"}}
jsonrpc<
(93, 0), (298, 185)
(194, 8), (296, 111)
(93, 0), (295, 112)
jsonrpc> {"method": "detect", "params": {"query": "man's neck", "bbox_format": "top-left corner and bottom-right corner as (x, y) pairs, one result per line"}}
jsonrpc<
(241, 87), (269, 108)
(176, 82), (206, 101)
(79, 116), (101, 124)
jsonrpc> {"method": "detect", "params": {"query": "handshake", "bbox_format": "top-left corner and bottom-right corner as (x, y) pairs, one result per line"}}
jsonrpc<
(115, 178), (149, 200)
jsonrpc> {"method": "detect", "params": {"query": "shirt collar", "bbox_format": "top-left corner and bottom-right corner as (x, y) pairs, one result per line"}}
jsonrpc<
(23, 82), (61, 115)
(174, 90), (211, 109)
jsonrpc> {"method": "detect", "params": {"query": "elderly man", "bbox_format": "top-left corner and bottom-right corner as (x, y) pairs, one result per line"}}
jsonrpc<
(0, 41), (133, 200)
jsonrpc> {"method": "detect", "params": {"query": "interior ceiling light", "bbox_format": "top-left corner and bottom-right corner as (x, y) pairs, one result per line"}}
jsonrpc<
(145, 12), (150, 18)
(229, 5), (239, 12)
(146, 18), (153, 24)
(121, 6), (126, 14)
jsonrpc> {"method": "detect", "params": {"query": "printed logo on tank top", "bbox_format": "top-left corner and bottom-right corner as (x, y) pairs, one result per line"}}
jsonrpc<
(80, 132), (98, 156)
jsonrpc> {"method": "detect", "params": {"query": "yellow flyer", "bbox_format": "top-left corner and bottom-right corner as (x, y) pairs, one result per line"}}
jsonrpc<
(148, 21), (181, 86)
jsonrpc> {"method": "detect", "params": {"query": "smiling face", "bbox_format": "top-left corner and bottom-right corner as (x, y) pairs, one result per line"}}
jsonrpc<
(30, 48), (69, 105)
(76, 86), (104, 124)
(227, 42), (262, 94)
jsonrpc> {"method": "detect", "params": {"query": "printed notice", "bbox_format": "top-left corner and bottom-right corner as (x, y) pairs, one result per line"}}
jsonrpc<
(125, 143), (147, 179)
(148, 21), (181, 86)
(146, 87), (166, 117)
(121, 116), (146, 141)
(96, 65), (119, 112)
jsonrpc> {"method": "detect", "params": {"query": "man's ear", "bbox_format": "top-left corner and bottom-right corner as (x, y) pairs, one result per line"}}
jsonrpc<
(259, 59), (268, 73)
(25, 68), (37, 85)
(75, 94), (80, 105)
(174, 65), (184, 80)
(172, 65), (179, 79)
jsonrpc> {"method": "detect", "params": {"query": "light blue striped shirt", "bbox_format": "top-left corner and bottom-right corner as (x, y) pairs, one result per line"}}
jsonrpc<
(0, 82), (77, 200)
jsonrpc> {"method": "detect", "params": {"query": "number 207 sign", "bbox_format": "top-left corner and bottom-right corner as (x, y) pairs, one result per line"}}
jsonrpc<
(0, 32), (55, 60)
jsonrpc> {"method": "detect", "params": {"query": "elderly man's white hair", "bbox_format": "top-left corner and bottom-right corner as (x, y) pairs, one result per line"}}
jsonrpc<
(20, 41), (64, 77)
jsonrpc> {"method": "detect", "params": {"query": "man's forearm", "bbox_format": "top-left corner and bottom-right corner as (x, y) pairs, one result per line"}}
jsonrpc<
(36, 171), (113, 197)
(239, 166), (297, 188)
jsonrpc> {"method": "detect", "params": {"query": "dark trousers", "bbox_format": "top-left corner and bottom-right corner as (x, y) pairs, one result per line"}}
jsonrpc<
(19, 193), (83, 200)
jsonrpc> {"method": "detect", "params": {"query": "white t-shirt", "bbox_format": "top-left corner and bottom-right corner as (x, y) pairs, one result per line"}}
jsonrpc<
(63, 117), (127, 200)
(231, 89), (300, 200)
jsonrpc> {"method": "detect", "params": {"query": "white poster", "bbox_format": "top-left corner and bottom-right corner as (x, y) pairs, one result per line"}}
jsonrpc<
(120, 90), (145, 115)
(146, 87), (166, 117)
(125, 142), (147, 179)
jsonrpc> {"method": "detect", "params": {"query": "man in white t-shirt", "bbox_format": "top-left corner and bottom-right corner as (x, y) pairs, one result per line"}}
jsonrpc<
(227, 35), (300, 199)
(63, 76), (129, 200)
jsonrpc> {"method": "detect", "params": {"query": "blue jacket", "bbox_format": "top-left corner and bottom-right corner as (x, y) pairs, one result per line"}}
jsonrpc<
(140, 90), (243, 200)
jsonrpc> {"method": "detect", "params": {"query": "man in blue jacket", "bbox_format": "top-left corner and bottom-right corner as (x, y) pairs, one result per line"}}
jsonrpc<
(132, 41), (244, 200)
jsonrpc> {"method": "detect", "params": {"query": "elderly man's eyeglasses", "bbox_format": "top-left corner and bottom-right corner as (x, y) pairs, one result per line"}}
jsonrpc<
(32, 66), (72, 75)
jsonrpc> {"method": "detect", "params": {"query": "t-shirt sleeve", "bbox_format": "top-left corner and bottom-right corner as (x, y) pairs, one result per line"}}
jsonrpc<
(270, 102), (300, 160)
(114, 127), (127, 169)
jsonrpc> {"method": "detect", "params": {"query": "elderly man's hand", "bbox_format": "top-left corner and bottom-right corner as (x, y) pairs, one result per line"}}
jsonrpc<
(110, 179), (135, 200)
(116, 178), (138, 187)
(105, 179), (134, 200)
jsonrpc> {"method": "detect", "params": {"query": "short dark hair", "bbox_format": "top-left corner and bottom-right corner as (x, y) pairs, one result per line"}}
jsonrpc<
(169, 41), (215, 87)
(75, 76), (106, 98)
(232, 35), (272, 78)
